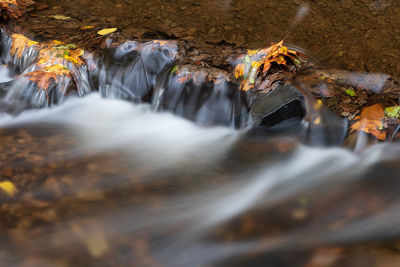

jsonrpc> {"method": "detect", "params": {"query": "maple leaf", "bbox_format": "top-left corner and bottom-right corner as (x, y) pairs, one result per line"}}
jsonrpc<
(234, 63), (245, 79)
(10, 34), (86, 93)
(240, 82), (254, 92)
(65, 48), (84, 65)
(233, 40), (302, 91)
(24, 64), (70, 90)
(350, 104), (386, 140)
(10, 33), (40, 58)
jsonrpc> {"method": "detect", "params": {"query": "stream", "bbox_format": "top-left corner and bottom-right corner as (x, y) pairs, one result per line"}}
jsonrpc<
(1, 93), (400, 266)
(1, 0), (400, 266)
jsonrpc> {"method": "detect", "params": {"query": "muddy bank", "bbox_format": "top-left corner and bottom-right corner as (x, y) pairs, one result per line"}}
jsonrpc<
(4, 0), (400, 77)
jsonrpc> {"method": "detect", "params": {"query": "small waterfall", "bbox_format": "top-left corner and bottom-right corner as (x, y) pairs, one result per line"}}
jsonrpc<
(96, 40), (180, 102)
(0, 28), (39, 73)
(0, 28), (94, 111)
(153, 65), (250, 128)
(0, 28), (347, 144)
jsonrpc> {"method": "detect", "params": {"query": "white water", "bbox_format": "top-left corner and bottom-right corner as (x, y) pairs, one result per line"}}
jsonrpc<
(1, 94), (400, 266)
(0, 64), (13, 83)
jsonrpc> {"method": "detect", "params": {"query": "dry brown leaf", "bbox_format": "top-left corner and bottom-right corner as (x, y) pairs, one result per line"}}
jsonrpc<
(350, 104), (386, 140)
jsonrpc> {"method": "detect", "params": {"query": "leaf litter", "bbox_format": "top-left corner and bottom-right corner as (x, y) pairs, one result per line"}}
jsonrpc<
(10, 34), (85, 93)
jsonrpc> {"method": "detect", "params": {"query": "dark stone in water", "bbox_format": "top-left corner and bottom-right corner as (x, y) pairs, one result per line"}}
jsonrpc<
(250, 84), (305, 128)
(249, 84), (348, 146)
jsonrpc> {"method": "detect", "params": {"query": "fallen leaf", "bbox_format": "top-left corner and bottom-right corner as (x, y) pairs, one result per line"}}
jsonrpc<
(80, 25), (94, 30)
(350, 104), (386, 140)
(10, 34), (85, 93)
(384, 106), (400, 119)
(170, 65), (178, 74)
(0, 180), (17, 196)
(49, 15), (71, 20)
(10, 33), (40, 58)
(345, 89), (356, 96)
(25, 64), (70, 90)
(233, 40), (302, 91)
(97, 28), (117, 36)
(234, 63), (245, 79)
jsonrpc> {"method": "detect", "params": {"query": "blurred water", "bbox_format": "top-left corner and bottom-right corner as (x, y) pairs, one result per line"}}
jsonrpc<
(0, 20), (399, 266)
(0, 95), (399, 266)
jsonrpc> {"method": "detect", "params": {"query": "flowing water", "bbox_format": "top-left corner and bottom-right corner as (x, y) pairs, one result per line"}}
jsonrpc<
(1, 94), (400, 267)
(1, 0), (400, 266)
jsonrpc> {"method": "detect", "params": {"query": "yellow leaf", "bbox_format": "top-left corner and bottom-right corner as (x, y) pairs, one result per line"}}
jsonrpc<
(247, 49), (259, 56)
(52, 40), (63, 45)
(50, 15), (71, 20)
(64, 55), (78, 64)
(279, 46), (288, 55)
(313, 99), (323, 110)
(0, 181), (17, 196)
(28, 40), (39, 46)
(251, 60), (262, 69)
(44, 64), (70, 76)
(81, 26), (94, 30)
(68, 48), (84, 65)
(276, 55), (286, 65)
(97, 28), (117, 36)
(234, 63), (245, 79)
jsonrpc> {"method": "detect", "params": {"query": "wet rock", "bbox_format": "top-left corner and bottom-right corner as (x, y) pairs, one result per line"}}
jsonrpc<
(250, 84), (305, 128)
(96, 40), (181, 102)
(250, 83), (348, 146)
(154, 65), (250, 128)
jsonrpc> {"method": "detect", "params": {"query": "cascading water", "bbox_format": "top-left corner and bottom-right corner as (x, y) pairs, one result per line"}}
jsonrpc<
(0, 95), (400, 266)
(0, 28), (93, 111)
(0, 26), (400, 267)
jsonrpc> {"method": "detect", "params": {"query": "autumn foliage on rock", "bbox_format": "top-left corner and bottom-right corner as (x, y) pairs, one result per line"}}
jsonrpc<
(10, 34), (85, 94)
(349, 104), (400, 141)
(350, 104), (387, 140)
(234, 41), (302, 92)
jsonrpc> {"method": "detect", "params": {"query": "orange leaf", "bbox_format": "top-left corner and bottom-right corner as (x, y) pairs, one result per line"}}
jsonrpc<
(11, 34), (40, 58)
(262, 59), (275, 73)
(25, 64), (70, 90)
(350, 104), (386, 140)
(240, 81), (254, 92)
(234, 63), (245, 79)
